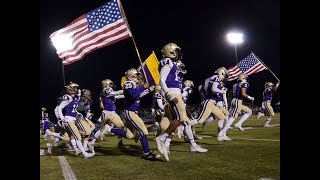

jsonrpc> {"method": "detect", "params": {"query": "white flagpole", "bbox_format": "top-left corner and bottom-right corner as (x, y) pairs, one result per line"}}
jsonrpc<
(251, 51), (280, 81)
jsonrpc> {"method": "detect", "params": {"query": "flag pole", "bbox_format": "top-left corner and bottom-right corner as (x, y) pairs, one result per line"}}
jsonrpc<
(118, 0), (149, 85)
(251, 51), (280, 81)
(61, 61), (66, 86)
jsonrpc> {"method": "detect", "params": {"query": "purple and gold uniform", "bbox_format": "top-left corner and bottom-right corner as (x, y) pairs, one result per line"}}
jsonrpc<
(58, 94), (82, 140)
(42, 116), (51, 133)
(258, 81), (279, 126)
(262, 86), (275, 116)
(159, 57), (192, 128)
(196, 75), (226, 124)
(229, 81), (252, 119)
(156, 43), (208, 161)
(123, 79), (154, 155)
(76, 96), (93, 137)
(100, 86), (132, 138)
(151, 90), (166, 123)
(57, 82), (94, 158)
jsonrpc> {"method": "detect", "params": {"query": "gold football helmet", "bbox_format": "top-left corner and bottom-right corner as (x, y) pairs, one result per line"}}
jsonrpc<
(81, 89), (92, 100)
(265, 82), (274, 88)
(183, 80), (194, 88)
(237, 73), (248, 82)
(161, 43), (183, 61)
(125, 68), (140, 83)
(65, 82), (79, 95)
(101, 79), (114, 88)
(215, 67), (229, 80)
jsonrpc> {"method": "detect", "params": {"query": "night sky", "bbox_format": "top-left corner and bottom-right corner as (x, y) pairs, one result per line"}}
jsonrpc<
(40, 0), (280, 120)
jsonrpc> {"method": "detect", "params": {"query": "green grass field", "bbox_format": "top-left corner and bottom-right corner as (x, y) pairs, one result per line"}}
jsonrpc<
(40, 113), (280, 180)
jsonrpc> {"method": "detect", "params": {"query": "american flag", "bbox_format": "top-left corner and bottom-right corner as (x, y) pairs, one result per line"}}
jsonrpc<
(227, 52), (267, 81)
(49, 0), (131, 65)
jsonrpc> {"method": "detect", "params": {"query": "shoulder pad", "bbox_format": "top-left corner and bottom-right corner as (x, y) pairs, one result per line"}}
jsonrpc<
(62, 94), (72, 101)
(102, 87), (113, 96)
(160, 58), (173, 68)
(211, 75), (221, 82)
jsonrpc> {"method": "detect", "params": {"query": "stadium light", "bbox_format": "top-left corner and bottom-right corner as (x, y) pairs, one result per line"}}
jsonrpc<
(226, 32), (244, 63)
(50, 34), (73, 52)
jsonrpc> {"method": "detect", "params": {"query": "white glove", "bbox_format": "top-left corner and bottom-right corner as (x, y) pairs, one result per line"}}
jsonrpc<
(149, 85), (155, 91)
(190, 119), (198, 125)
(247, 95), (254, 101)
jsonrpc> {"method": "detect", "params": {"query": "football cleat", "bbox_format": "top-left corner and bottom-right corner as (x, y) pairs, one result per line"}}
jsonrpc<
(257, 112), (265, 119)
(74, 148), (81, 156)
(155, 136), (164, 154)
(234, 124), (244, 131)
(190, 145), (208, 153)
(46, 143), (52, 154)
(88, 142), (95, 154)
(83, 153), (95, 159)
(264, 123), (271, 127)
(143, 151), (159, 161)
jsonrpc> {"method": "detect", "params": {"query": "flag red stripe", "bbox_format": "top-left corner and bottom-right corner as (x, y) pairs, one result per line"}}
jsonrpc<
(62, 31), (130, 63)
(59, 28), (129, 61)
(58, 21), (127, 56)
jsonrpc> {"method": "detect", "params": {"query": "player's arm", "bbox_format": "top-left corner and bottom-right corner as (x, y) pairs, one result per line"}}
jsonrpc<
(212, 82), (226, 94)
(241, 85), (254, 101)
(222, 88), (228, 108)
(57, 96), (71, 121)
(273, 81), (280, 91)
(99, 97), (104, 110)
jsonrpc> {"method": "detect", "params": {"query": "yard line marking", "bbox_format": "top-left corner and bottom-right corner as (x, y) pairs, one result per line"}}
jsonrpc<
(58, 156), (77, 180)
(234, 138), (280, 142)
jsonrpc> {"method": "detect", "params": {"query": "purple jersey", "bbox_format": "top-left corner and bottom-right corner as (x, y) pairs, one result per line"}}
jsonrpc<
(207, 75), (223, 101)
(63, 95), (79, 117)
(124, 81), (150, 111)
(160, 58), (183, 89)
(233, 82), (249, 99)
(100, 87), (117, 111)
(216, 84), (224, 102)
(42, 118), (51, 131)
(263, 87), (273, 101)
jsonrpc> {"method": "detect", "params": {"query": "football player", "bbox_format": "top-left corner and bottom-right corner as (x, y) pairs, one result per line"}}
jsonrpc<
(155, 43), (207, 161)
(257, 81), (280, 127)
(151, 85), (166, 137)
(56, 82), (94, 158)
(122, 68), (159, 160)
(194, 67), (228, 139)
(77, 89), (95, 152)
(217, 73), (254, 140)
(41, 108), (62, 139)
(89, 79), (130, 153)
(178, 80), (203, 140)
